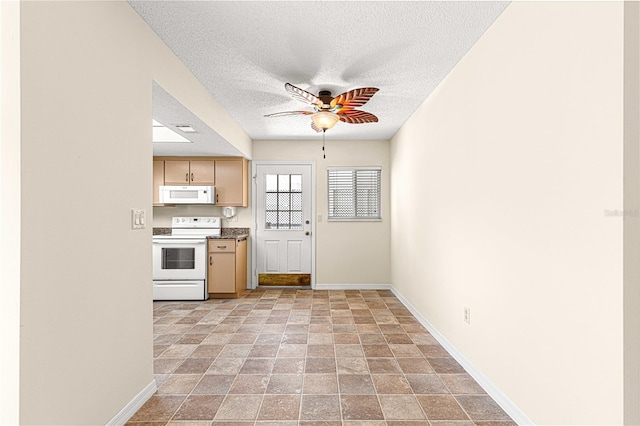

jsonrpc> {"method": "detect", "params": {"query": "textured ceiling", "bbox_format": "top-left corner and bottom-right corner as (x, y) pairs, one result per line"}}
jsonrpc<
(130, 1), (509, 153)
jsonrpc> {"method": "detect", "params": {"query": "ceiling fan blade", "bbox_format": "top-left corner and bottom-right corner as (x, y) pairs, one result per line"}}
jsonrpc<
(264, 110), (313, 118)
(339, 109), (379, 124)
(310, 122), (323, 133)
(331, 87), (379, 110)
(285, 83), (322, 108)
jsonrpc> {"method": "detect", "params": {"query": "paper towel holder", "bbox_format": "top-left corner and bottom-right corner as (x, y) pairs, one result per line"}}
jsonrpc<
(222, 207), (237, 218)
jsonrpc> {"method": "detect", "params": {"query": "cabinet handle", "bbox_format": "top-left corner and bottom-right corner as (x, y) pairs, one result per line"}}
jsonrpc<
(209, 255), (212, 265)
(217, 245), (227, 249)
(216, 193), (219, 203)
(185, 173), (189, 182)
(191, 173), (194, 182)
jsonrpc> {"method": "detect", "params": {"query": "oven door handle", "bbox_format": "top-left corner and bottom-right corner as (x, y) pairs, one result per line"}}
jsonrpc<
(152, 239), (207, 245)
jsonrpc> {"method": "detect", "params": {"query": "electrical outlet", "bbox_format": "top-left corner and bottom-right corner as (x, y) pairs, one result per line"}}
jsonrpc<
(464, 307), (471, 324)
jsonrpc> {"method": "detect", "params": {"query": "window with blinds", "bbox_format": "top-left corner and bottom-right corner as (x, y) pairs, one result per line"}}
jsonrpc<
(327, 167), (381, 221)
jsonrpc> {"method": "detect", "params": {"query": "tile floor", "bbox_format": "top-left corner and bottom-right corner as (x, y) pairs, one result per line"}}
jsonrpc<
(129, 289), (515, 425)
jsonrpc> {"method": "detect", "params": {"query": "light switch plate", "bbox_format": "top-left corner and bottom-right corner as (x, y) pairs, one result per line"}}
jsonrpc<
(131, 208), (146, 230)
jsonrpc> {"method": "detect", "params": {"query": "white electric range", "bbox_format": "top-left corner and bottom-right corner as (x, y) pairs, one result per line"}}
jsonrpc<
(152, 217), (221, 301)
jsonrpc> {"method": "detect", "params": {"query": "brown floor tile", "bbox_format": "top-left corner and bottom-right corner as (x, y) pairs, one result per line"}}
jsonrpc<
(455, 395), (512, 421)
(142, 290), (514, 425)
(207, 357), (244, 375)
(305, 357), (336, 373)
(255, 334), (283, 344)
(300, 395), (341, 420)
(340, 394), (384, 420)
(363, 344), (394, 357)
(334, 333), (360, 344)
(440, 374), (486, 394)
(384, 334), (413, 344)
(229, 333), (258, 344)
(406, 374), (449, 394)
(307, 344), (335, 357)
(359, 334), (386, 344)
(272, 357), (305, 374)
(174, 358), (214, 374)
(129, 395), (185, 422)
(176, 334), (208, 345)
(389, 343), (423, 357)
(371, 374), (412, 394)
(266, 374), (303, 394)
(191, 345), (224, 358)
(302, 374), (338, 394)
(418, 344), (450, 358)
(156, 374), (201, 394)
(366, 358), (401, 373)
(214, 394), (262, 420)
(282, 333), (308, 344)
(248, 344), (279, 357)
(308, 333), (333, 344)
(258, 394), (301, 420)
(228, 374), (269, 394)
(379, 395), (426, 420)
(396, 357), (435, 374)
(153, 358), (183, 374)
(278, 343), (307, 357)
(335, 344), (364, 357)
(239, 358), (274, 374)
(192, 374), (235, 394)
(416, 394), (469, 420)
(338, 374), (375, 394)
(218, 344), (252, 358)
(335, 359), (367, 376)
(428, 357), (466, 374)
(172, 394), (224, 420)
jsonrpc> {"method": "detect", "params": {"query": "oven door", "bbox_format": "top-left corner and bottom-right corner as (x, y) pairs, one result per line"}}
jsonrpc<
(152, 238), (207, 280)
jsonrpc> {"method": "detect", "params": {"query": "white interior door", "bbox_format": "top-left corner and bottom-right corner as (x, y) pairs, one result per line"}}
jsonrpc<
(254, 163), (314, 286)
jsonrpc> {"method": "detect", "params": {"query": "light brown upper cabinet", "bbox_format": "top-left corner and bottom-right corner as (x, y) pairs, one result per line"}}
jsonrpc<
(153, 160), (165, 205)
(164, 160), (215, 186)
(215, 158), (248, 207)
(154, 157), (249, 207)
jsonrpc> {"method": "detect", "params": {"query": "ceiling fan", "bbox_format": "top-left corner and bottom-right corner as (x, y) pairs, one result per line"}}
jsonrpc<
(265, 83), (379, 132)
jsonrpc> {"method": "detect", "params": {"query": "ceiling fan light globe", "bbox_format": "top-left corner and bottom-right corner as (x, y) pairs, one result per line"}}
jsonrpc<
(311, 111), (340, 130)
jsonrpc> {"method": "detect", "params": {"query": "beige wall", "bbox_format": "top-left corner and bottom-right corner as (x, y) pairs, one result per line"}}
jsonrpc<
(1, 1), (22, 423)
(253, 139), (390, 285)
(624, 2), (640, 424)
(15, 1), (250, 424)
(391, 2), (624, 424)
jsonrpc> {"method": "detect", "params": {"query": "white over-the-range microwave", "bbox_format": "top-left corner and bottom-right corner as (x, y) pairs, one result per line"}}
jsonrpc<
(159, 185), (215, 204)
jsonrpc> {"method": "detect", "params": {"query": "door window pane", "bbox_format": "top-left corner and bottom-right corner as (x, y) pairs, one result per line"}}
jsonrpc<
(265, 174), (303, 229)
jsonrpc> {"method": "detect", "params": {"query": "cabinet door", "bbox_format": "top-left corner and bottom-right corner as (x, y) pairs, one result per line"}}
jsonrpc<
(235, 239), (247, 292)
(164, 160), (190, 185)
(215, 159), (246, 206)
(190, 160), (215, 185)
(208, 252), (236, 293)
(153, 160), (164, 204)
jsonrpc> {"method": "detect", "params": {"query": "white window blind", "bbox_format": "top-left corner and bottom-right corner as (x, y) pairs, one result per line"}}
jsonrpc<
(327, 167), (381, 221)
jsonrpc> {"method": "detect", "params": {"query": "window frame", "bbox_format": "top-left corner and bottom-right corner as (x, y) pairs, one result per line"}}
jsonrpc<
(327, 166), (382, 222)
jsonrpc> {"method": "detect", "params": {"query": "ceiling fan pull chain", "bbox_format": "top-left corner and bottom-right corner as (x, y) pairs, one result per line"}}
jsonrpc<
(322, 130), (326, 159)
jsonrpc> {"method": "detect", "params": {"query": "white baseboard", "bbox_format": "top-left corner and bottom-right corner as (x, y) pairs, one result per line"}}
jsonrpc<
(390, 286), (534, 426)
(314, 283), (393, 290)
(106, 379), (157, 426)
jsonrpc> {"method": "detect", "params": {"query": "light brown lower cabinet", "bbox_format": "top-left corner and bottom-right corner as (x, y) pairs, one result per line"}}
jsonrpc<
(208, 238), (247, 298)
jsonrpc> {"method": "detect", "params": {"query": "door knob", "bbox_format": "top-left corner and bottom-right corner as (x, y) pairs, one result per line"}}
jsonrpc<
(305, 231), (310, 236)
(305, 220), (310, 224)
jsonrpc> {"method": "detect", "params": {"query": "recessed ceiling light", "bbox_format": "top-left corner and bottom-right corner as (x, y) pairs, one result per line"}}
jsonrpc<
(175, 125), (197, 133)
(152, 119), (191, 143)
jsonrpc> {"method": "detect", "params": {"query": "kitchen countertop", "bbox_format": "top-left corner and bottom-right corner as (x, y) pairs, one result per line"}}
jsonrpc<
(153, 227), (249, 240)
